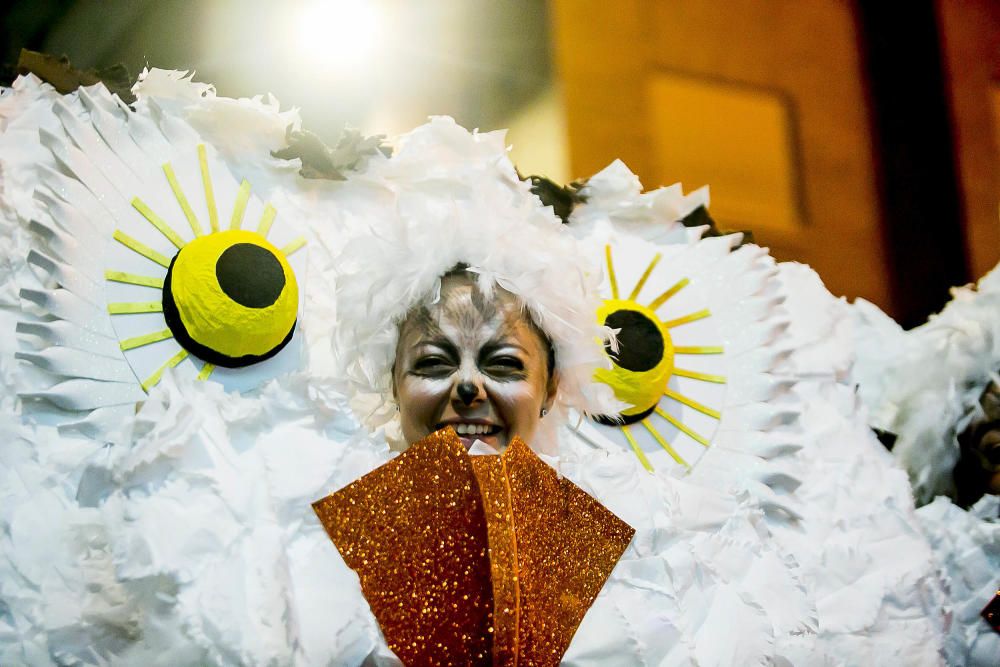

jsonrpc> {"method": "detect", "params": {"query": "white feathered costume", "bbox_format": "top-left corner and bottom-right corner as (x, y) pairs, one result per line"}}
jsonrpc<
(0, 69), (982, 665)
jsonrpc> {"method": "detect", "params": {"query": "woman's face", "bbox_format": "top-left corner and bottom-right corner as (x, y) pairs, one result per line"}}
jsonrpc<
(393, 274), (558, 451)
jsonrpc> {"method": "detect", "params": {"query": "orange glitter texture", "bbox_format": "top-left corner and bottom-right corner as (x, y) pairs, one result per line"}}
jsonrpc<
(312, 429), (493, 664)
(313, 429), (635, 666)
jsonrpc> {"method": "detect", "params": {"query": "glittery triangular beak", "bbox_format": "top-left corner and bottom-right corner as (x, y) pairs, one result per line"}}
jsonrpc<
(312, 430), (494, 665)
(471, 437), (635, 666)
(312, 429), (635, 666)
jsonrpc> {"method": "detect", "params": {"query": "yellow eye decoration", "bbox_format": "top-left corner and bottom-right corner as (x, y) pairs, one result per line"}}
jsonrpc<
(107, 144), (307, 390)
(162, 230), (298, 367)
(593, 296), (676, 424)
(586, 242), (727, 474)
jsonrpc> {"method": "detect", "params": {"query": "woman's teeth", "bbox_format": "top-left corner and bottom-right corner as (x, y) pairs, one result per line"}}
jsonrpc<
(453, 423), (495, 436)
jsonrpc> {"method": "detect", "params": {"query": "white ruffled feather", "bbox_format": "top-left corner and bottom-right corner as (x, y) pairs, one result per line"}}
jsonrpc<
(852, 264), (1000, 503)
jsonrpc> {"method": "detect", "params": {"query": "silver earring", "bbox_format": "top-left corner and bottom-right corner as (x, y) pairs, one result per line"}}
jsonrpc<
(540, 408), (548, 418)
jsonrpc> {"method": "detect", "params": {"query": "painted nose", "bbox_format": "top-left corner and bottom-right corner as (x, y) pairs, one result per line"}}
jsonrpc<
(456, 381), (479, 406)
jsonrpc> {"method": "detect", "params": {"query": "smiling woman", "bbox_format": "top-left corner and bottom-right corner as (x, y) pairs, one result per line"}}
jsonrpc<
(332, 118), (620, 456)
(313, 119), (639, 664)
(393, 270), (558, 452)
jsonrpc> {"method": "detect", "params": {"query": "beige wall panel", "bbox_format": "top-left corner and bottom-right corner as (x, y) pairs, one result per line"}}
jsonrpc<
(646, 71), (802, 234)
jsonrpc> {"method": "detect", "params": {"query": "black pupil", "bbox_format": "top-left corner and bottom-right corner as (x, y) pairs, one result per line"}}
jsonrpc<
(603, 309), (664, 372)
(215, 243), (285, 308)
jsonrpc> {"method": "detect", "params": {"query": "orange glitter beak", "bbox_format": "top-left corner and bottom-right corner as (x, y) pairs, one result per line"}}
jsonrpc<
(312, 428), (635, 666)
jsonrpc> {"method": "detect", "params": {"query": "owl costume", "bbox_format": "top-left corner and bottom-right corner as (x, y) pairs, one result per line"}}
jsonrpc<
(0, 68), (992, 665)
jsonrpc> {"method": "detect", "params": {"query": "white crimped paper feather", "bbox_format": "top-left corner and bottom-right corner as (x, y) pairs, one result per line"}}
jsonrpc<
(767, 263), (949, 665)
(569, 159), (707, 244)
(557, 431), (813, 667)
(916, 495), (999, 666)
(95, 370), (394, 666)
(852, 262), (1000, 503)
(0, 75), (143, 435)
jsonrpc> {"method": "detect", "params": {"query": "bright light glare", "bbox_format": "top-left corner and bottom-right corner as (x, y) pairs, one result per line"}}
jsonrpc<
(295, 1), (379, 70)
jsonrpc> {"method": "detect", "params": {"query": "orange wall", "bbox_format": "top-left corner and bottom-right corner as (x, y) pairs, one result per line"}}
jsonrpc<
(937, 0), (1000, 280)
(557, 0), (1000, 320)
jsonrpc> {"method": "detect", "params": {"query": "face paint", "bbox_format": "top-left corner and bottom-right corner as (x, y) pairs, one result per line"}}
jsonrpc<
(393, 273), (557, 451)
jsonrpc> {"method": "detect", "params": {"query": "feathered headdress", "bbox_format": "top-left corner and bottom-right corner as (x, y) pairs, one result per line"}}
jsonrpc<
(333, 117), (621, 431)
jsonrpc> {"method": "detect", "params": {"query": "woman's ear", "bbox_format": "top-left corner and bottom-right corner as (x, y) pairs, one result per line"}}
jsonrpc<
(542, 369), (560, 414)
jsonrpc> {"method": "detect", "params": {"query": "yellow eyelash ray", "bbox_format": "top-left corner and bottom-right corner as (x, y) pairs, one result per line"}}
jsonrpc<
(229, 179), (252, 230)
(131, 197), (186, 249)
(605, 244), (619, 299)
(628, 252), (662, 300)
(107, 301), (163, 314)
(672, 368), (727, 384)
(104, 270), (164, 289)
(664, 387), (721, 419)
(141, 349), (189, 392)
(641, 419), (690, 467)
(163, 163), (203, 237)
(257, 204), (277, 238)
(119, 328), (173, 351)
(655, 407), (710, 446)
(197, 363), (216, 381)
(198, 144), (219, 233)
(114, 229), (171, 268)
(648, 277), (690, 311)
(663, 309), (711, 329)
(673, 346), (724, 355)
(281, 236), (307, 256)
(621, 425), (654, 473)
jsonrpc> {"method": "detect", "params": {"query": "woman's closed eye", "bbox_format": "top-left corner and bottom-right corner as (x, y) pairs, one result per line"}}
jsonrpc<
(484, 355), (525, 375)
(412, 355), (454, 375)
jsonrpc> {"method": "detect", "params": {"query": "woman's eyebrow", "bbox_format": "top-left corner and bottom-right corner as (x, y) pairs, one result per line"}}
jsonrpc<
(481, 340), (528, 355)
(414, 337), (458, 355)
